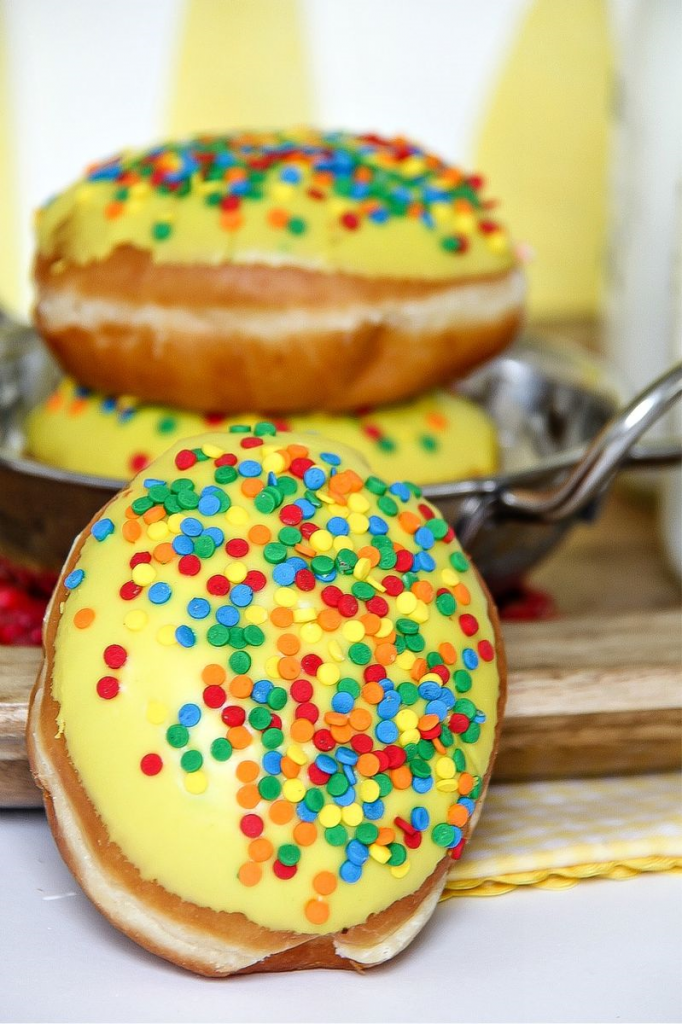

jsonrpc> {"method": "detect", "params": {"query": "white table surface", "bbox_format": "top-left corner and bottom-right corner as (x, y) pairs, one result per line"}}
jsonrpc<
(1, 809), (681, 1024)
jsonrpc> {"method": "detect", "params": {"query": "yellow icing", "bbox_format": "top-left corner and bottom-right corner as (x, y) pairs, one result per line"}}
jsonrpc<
(27, 378), (498, 485)
(36, 130), (515, 281)
(51, 429), (502, 935)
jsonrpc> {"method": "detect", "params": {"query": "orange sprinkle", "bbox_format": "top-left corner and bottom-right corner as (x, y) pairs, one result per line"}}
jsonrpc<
(419, 713), (440, 732)
(73, 608), (95, 629)
(458, 771), (475, 795)
(453, 583), (471, 606)
(241, 478), (263, 498)
(391, 765), (414, 790)
(269, 800), (294, 825)
(236, 784), (260, 809)
(275, 448), (292, 470)
(345, 470), (364, 492)
(328, 472), (351, 495)
(248, 838), (273, 862)
(427, 412), (448, 430)
(124, 505), (137, 520)
(238, 862), (262, 887)
(357, 545), (380, 567)
(295, 542), (316, 558)
(270, 606), (293, 628)
(374, 642), (397, 666)
(304, 899), (330, 925)
(324, 711), (349, 727)
(331, 724), (353, 744)
(433, 736), (447, 755)
(152, 542), (175, 564)
(312, 871), (337, 896)
(360, 613), (381, 635)
(236, 759), (259, 783)
(143, 504), (166, 525)
(248, 523), (271, 545)
(411, 657), (428, 681)
(104, 201), (124, 220)
(412, 580), (434, 603)
(280, 756), (301, 779)
(357, 752), (380, 777)
(349, 707), (372, 732)
(202, 663), (226, 686)
(375, 827), (395, 846)
(361, 681), (384, 705)
(286, 443), (310, 460)
(267, 207), (289, 229)
(220, 210), (243, 232)
(278, 656), (300, 680)
(227, 726), (252, 750)
(122, 520), (141, 543)
(317, 608), (341, 632)
(448, 804), (470, 827)
(438, 642), (457, 665)
(290, 718), (314, 743)
(46, 393), (63, 412)
(277, 633), (300, 656)
(293, 821), (317, 846)
(229, 675), (253, 699)
(398, 511), (421, 534)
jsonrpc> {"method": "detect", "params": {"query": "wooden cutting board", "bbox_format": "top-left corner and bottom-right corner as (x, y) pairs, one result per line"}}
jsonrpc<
(3, 607), (680, 808)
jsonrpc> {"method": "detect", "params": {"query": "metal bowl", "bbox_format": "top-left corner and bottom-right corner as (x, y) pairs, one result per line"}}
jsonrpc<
(0, 322), (645, 590)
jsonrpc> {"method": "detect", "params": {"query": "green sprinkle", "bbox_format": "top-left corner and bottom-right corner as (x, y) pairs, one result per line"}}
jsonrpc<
(259, 776), (281, 800)
(194, 535), (216, 559)
(311, 555), (335, 576)
(249, 707), (272, 730)
(396, 617), (419, 635)
(267, 686), (288, 710)
(243, 625), (265, 647)
(278, 843), (301, 865)
(355, 823), (379, 845)
(287, 217), (306, 235)
(324, 824), (348, 847)
(348, 642), (371, 665)
(304, 788), (325, 813)
(461, 722), (481, 743)
(229, 651), (251, 673)
(450, 551), (470, 572)
(278, 526), (301, 546)
(419, 435), (438, 452)
(157, 416), (177, 434)
(432, 823), (456, 847)
(397, 682), (420, 705)
(131, 496), (153, 515)
(152, 221), (172, 241)
(365, 475), (387, 496)
(207, 624), (230, 647)
(454, 749), (466, 771)
(327, 773), (349, 797)
(454, 669), (472, 692)
(377, 495), (398, 516)
(180, 749), (203, 773)
(262, 727), (284, 749)
(214, 465), (238, 484)
(387, 842), (407, 866)
(264, 542), (288, 564)
(210, 737), (232, 761)
(254, 421), (277, 436)
(166, 724), (189, 748)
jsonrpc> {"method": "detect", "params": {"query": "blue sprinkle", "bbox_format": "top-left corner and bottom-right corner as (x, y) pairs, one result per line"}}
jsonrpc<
(326, 516), (350, 536)
(267, 471), (278, 487)
(448, 826), (463, 848)
(297, 802), (318, 822)
(419, 682), (442, 700)
(412, 776), (433, 794)
(379, 677), (395, 691)
(179, 703), (201, 727)
(198, 494), (221, 516)
(175, 625), (196, 648)
(331, 692), (354, 714)
(230, 584), (253, 608)
(425, 699), (448, 720)
(415, 526), (435, 550)
(368, 207), (389, 224)
(272, 563), (295, 586)
(294, 498), (316, 519)
(101, 396), (116, 412)
(362, 800), (385, 820)
(64, 569), (84, 590)
(262, 751), (282, 775)
(347, 840), (370, 865)
(388, 482), (410, 501)
(439, 689), (456, 709)
(474, 712), (487, 724)
(287, 556), (307, 573)
(216, 605), (240, 627)
(187, 598), (210, 619)
(336, 747), (358, 766)
(414, 551), (436, 572)
(333, 787), (355, 806)
(368, 516), (388, 535)
(91, 518), (114, 541)
(143, 477), (165, 488)
(238, 459), (262, 478)
(172, 535), (194, 556)
(340, 860), (362, 884)
(148, 582), (171, 605)
(181, 517), (203, 537)
(303, 467), (326, 490)
(119, 407), (135, 423)
(377, 698), (399, 720)
(463, 648), (479, 670)
(251, 679), (273, 704)
(280, 165), (302, 183)
(343, 764), (357, 785)
(315, 570), (337, 583)
(459, 797), (476, 815)
(411, 806), (430, 832)
(315, 754), (337, 775)
(320, 451), (341, 466)
(375, 720), (399, 744)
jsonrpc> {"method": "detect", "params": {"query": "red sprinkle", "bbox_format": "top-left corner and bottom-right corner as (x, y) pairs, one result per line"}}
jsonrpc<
(178, 555), (201, 576)
(203, 685), (227, 708)
(226, 538), (249, 557)
(103, 644), (127, 669)
(273, 859), (297, 880)
(221, 705), (246, 727)
(175, 449), (197, 470)
(478, 640), (495, 662)
(291, 679), (313, 703)
(140, 753), (163, 776)
(207, 575), (230, 596)
(301, 653), (322, 676)
(96, 676), (119, 700)
(312, 729), (335, 752)
(240, 814), (264, 837)
(459, 614), (479, 636)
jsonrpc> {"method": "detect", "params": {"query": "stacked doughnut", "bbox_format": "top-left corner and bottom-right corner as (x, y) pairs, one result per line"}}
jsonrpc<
(28, 426), (506, 974)
(28, 128), (524, 485)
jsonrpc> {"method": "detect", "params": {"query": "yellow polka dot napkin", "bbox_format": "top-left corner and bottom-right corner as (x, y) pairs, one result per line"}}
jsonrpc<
(443, 773), (682, 898)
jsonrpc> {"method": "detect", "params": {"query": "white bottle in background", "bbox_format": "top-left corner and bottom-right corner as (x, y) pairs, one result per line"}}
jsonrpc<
(604, 0), (682, 578)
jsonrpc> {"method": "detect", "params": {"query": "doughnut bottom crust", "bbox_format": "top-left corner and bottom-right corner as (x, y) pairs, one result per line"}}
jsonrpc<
(27, 523), (506, 977)
(34, 252), (525, 413)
